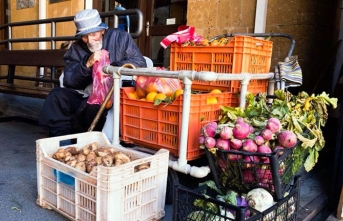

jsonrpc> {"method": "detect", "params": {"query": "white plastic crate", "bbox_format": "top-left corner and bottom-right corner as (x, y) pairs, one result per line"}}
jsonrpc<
(36, 131), (169, 221)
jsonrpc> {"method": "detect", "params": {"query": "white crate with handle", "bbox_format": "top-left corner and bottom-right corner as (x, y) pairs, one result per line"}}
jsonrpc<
(36, 131), (169, 221)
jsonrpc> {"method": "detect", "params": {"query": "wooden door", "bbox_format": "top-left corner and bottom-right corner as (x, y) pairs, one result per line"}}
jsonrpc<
(136, 0), (187, 68)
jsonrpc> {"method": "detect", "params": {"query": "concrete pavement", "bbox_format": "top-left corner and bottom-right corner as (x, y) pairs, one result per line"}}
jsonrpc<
(0, 120), (173, 221)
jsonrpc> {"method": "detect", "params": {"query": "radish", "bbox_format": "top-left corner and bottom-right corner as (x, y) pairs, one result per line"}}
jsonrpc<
(243, 169), (254, 183)
(233, 121), (250, 140)
(260, 129), (273, 141)
(227, 149), (242, 161)
(204, 137), (216, 149)
(236, 117), (245, 124)
(199, 135), (205, 145)
(277, 130), (297, 148)
(242, 139), (257, 152)
(266, 117), (282, 133)
(243, 155), (260, 168)
(254, 135), (265, 146)
(202, 122), (218, 138)
(216, 138), (230, 150)
(230, 138), (243, 149)
(257, 145), (272, 159)
(219, 126), (233, 139)
(249, 126), (255, 133)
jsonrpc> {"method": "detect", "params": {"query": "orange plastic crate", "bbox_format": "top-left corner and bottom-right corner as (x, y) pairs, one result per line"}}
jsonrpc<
(170, 36), (273, 94)
(120, 87), (238, 161)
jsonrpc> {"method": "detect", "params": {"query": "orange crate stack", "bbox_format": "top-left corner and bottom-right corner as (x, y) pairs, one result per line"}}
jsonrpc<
(120, 87), (238, 161)
(170, 36), (273, 94)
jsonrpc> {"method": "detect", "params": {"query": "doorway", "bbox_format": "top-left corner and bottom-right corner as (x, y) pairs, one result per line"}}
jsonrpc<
(113, 0), (187, 68)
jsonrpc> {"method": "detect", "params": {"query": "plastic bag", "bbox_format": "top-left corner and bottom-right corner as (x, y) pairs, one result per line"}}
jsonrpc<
(134, 67), (182, 99)
(87, 49), (112, 105)
(160, 25), (203, 48)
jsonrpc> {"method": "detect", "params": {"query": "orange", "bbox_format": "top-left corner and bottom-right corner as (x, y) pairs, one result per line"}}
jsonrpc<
(206, 97), (218, 104)
(146, 91), (158, 102)
(105, 100), (112, 109)
(199, 39), (209, 46)
(135, 87), (146, 99)
(145, 81), (159, 93)
(172, 89), (184, 100)
(210, 40), (219, 46)
(154, 93), (167, 102)
(127, 92), (138, 99)
(210, 89), (222, 94)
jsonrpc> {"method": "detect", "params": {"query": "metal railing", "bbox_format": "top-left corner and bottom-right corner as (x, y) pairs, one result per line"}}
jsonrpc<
(0, 9), (143, 49)
(0, 9), (143, 90)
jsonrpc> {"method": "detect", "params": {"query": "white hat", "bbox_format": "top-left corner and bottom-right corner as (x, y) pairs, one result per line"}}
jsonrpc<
(74, 9), (108, 37)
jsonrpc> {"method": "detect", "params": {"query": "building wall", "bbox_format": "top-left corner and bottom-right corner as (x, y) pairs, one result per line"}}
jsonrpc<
(187, 0), (341, 93)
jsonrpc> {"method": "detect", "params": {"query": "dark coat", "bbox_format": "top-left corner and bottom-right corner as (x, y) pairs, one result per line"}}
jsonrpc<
(62, 28), (146, 90)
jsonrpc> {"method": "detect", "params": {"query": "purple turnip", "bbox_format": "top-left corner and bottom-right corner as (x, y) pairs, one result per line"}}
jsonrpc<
(199, 135), (205, 145)
(242, 139), (257, 152)
(230, 138), (243, 150)
(243, 169), (254, 183)
(201, 122), (218, 138)
(260, 129), (273, 141)
(227, 149), (242, 161)
(243, 155), (260, 168)
(204, 137), (216, 149)
(266, 117), (282, 133)
(257, 145), (272, 159)
(277, 130), (297, 148)
(254, 135), (265, 146)
(216, 138), (230, 150)
(236, 117), (245, 124)
(233, 121), (251, 140)
(219, 126), (233, 139)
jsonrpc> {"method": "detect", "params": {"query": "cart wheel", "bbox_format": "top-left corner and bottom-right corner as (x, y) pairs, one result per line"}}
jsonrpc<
(165, 168), (179, 204)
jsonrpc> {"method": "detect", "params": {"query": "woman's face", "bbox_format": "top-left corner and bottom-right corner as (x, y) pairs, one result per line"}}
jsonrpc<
(81, 30), (105, 52)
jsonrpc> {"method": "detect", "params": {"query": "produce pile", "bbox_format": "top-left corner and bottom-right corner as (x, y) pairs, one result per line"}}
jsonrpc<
(186, 180), (298, 221)
(202, 89), (337, 172)
(52, 142), (150, 174)
(201, 115), (296, 197)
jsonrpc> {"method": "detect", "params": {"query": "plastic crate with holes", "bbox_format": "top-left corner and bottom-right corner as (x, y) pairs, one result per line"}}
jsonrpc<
(36, 131), (169, 221)
(204, 144), (295, 201)
(120, 87), (238, 161)
(173, 176), (300, 221)
(170, 35), (273, 93)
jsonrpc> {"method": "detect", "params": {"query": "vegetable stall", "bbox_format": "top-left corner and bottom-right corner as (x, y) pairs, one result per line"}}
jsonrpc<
(100, 31), (338, 220)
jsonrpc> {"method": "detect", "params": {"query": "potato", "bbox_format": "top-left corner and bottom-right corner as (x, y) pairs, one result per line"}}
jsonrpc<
(75, 161), (86, 172)
(65, 146), (79, 155)
(76, 154), (86, 162)
(102, 155), (113, 167)
(113, 152), (131, 166)
(86, 152), (96, 162)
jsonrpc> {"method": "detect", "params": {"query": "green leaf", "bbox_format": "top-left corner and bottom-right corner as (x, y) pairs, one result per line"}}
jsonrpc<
(296, 132), (317, 148)
(317, 92), (338, 109)
(304, 148), (319, 172)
